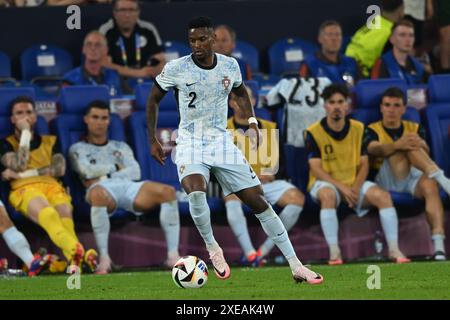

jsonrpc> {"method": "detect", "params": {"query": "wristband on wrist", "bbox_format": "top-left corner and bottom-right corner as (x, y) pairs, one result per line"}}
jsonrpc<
(248, 117), (258, 125)
(18, 169), (38, 179)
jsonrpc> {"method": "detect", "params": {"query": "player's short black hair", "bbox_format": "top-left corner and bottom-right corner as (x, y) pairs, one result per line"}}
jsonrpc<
(381, 0), (404, 12)
(188, 16), (214, 30)
(85, 100), (110, 115)
(321, 84), (350, 101)
(9, 96), (35, 115)
(381, 87), (406, 105)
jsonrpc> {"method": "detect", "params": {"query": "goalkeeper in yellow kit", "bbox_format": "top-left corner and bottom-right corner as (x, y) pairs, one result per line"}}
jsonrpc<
(0, 96), (97, 272)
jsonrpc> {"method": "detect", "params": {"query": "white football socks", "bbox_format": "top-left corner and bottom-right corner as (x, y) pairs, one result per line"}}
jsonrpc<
(225, 200), (255, 257)
(160, 200), (180, 257)
(188, 191), (217, 250)
(2, 226), (34, 268)
(91, 206), (110, 259)
(259, 204), (302, 257)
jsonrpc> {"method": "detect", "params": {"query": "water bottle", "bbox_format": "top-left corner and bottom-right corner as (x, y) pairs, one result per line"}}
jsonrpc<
(374, 230), (384, 260)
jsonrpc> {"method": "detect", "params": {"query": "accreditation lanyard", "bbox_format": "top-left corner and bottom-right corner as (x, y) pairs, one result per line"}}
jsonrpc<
(119, 33), (141, 67)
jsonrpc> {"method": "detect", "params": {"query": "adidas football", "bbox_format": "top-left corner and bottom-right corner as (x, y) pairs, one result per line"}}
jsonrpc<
(172, 255), (208, 289)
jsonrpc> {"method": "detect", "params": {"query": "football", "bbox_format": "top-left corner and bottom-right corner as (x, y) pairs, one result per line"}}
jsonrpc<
(171, 255), (208, 289)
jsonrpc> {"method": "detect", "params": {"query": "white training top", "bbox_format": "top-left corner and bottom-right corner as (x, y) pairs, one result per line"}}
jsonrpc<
(155, 53), (242, 142)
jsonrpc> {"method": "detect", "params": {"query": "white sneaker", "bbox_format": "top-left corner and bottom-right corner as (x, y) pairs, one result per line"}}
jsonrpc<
(292, 265), (323, 285)
(208, 246), (231, 280)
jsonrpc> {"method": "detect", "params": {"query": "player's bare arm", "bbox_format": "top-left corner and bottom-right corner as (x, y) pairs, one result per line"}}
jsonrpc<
(368, 133), (426, 157)
(1, 168), (20, 181)
(146, 84), (167, 165)
(1, 151), (28, 173)
(232, 84), (261, 146)
(309, 158), (358, 207)
(36, 153), (66, 178)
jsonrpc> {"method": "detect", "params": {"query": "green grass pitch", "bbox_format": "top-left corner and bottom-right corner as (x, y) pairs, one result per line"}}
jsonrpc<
(1, 261), (449, 300)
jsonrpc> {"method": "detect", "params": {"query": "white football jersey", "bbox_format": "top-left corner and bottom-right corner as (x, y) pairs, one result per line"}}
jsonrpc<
(266, 77), (331, 147)
(155, 53), (242, 142)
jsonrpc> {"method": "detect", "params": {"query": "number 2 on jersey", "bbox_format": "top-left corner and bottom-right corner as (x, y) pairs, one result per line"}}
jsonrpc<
(188, 92), (197, 108)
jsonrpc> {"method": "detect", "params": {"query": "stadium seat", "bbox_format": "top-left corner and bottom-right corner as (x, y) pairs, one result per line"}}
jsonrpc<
(355, 79), (407, 109)
(232, 40), (260, 72)
(53, 112), (128, 221)
(164, 40), (191, 62)
(20, 44), (73, 92)
(244, 80), (260, 107)
(59, 85), (110, 114)
(0, 51), (16, 86)
(134, 82), (178, 112)
(428, 74), (450, 105)
(128, 111), (224, 215)
(254, 107), (272, 121)
(424, 104), (450, 176)
(268, 37), (318, 76)
(0, 87), (35, 114)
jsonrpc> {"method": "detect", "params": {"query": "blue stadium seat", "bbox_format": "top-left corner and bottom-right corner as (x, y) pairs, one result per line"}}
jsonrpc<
(53, 112), (129, 221)
(134, 82), (178, 112)
(233, 40), (260, 72)
(59, 85), (110, 114)
(355, 79), (407, 109)
(424, 105), (450, 176)
(128, 111), (224, 215)
(164, 40), (191, 62)
(0, 51), (16, 86)
(20, 44), (73, 93)
(268, 38), (318, 76)
(428, 74), (450, 104)
(254, 108), (272, 121)
(252, 73), (281, 89)
(283, 145), (309, 192)
(0, 87), (35, 115)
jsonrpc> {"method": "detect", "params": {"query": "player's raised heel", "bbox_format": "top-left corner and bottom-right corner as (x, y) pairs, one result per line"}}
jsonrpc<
(292, 265), (324, 285)
(208, 246), (231, 280)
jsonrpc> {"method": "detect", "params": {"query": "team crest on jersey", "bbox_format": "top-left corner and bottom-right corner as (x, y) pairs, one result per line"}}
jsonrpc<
(179, 164), (185, 174)
(222, 76), (231, 90)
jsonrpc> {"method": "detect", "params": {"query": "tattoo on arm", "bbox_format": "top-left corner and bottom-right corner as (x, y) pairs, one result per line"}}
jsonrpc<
(1, 150), (29, 172)
(37, 154), (66, 177)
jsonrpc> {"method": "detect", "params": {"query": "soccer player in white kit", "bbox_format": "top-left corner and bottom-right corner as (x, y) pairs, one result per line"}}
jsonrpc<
(146, 16), (323, 284)
(69, 101), (180, 274)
